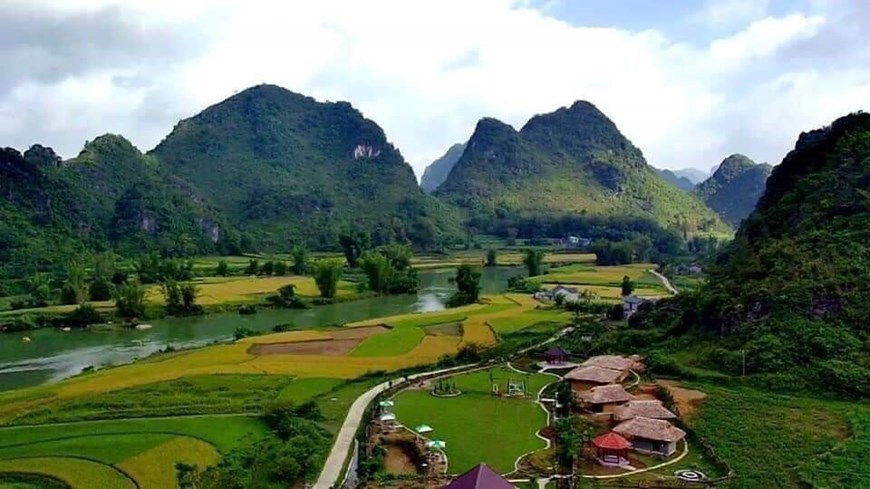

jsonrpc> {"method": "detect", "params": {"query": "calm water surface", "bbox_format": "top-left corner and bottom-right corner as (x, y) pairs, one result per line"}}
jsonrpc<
(0, 267), (522, 391)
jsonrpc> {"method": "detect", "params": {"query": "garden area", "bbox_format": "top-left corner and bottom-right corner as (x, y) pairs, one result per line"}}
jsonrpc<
(392, 365), (556, 474)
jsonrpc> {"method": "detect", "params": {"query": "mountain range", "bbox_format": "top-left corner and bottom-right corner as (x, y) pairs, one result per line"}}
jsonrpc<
(3, 84), (750, 276)
(433, 101), (728, 234)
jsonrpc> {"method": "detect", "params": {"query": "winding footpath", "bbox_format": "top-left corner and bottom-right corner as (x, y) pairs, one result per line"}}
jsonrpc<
(649, 269), (679, 295)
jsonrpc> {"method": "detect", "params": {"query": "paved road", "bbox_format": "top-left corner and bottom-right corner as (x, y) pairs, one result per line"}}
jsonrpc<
(649, 269), (679, 295)
(312, 364), (473, 489)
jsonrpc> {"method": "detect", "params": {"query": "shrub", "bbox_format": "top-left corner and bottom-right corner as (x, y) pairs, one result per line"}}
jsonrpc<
(238, 304), (257, 315)
(88, 278), (114, 301)
(234, 327), (259, 340)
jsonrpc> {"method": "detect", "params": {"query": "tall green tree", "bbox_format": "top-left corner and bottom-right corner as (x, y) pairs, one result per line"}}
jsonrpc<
(313, 260), (343, 299)
(522, 249), (545, 277)
(339, 233), (369, 268)
(60, 261), (87, 305)
(621, 275), (635, 296)
(215, 260), (230, 277)
(485, 249), (497, 267)
(291, 246), (307, 275)
(115, 280), (147, 319)
(448, 264), (482, 307)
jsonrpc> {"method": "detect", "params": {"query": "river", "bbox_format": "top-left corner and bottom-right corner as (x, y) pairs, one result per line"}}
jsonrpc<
(0, 267), (522, 392)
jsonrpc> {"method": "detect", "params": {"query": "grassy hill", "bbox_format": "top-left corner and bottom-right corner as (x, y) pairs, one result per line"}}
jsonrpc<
(151, 84), (461, 250)
(434, 101), (729, 234)
(634, 112), (870, 397)
(695, 154), (772, 226)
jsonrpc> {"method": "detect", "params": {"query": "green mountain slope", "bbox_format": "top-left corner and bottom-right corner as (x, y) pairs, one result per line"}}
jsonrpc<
(420, 143), (466, 193)
(695, 154), (772, 226)
(151, 84), (459, 249)
(636, 113), (870, 397)
(435, 101), (728, 233)
(672, 168), (707, 184)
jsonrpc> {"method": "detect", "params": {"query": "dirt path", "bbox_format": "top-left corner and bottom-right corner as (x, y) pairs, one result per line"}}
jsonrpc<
(649, 269), (678, 295)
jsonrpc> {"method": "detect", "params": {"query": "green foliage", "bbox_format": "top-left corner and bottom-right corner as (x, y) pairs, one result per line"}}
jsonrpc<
(215, 260), (229, 277)
(88, 277), (114, 301)
(359, 244), (418, 294)
(291, 246), (307, 275)
(273, 261), (287, 276)
(485, 248), (497, 267)
(245, 258), (259, 276)
(312, 260), (343, 299)
(261, 260), (274, 276)
(620, 275), (634, 296)
(447, 264), (482, 307)
(114, 280), (147, 319)
(522, 249), (545, 277)
(233, 327), (259, 341)
(266, 284), (308, 309)
(57, 303), (105, 329)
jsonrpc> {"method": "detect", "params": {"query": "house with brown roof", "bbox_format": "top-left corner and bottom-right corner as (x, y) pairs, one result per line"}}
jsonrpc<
(613, 400), (677, 422)
(581, 355), (635, 371)
(613, 416), (686, 457)
(563, 365), (627, 392)
(576, 384), (634, 413)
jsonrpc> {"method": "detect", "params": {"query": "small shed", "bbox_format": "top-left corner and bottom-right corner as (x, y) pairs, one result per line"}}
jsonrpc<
(444, 463), (515, 489)
(613, 416), (686, 457)
(543, 346), (570, 365)
(591, 432), (632, 466)
(622, 295), (646, 317)
(563, 365), (627, 392)
(576, 384), (634, 413)
(613, 400), (677, 422)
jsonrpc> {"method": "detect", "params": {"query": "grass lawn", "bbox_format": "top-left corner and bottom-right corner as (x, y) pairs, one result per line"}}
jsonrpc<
(393, 366), (555, 474)
(0, 457), (135, 489)
(685, 383), (869, 489)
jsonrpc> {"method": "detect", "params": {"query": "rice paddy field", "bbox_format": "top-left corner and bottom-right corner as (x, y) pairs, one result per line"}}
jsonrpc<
(393, 366), (556, 474)
(538, 262), (672, 299)
(0, 288), (572, 488)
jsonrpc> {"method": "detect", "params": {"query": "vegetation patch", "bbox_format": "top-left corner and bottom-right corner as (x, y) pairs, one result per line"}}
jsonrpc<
(0, 457), (135, 489)
(117, 436), (220, 489)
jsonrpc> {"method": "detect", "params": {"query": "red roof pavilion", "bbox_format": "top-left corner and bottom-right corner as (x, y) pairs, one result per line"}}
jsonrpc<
(591, 432), (631, 466)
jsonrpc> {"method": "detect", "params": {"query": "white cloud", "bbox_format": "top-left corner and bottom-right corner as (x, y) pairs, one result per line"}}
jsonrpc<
(1, 0), (868, 178)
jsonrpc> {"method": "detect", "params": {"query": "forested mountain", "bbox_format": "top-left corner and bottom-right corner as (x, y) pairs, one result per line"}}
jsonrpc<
(635, 113), (870, 397)
(151, 84), (460, 250)
(434, 101), (728, 234)
(0, 137), (236, 276)
(695, 154), (772, 226)
(654, 168), (695, 191)
(420, 143), (466, 193)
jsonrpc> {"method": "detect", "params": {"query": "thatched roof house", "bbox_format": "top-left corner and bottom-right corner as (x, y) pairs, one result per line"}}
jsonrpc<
(564, 365), (627, 391)
(581, 355), (638, 372)
(613, 400), (677, 422)
(613, 416), (686, 456)
(577, 384), (634, 408)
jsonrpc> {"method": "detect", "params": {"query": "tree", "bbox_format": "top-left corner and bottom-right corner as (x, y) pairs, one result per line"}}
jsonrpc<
(245, 258), (260, 276)
(621, 275), (635, 296)
(448, 264), (482, 307)
(607, 303), (625, 320)
(215, 260), (230, 277)
(313, 260), (343, 298)
(60, 261), (87, 305)
(291, 246), (307, 275)
(163, 279), (183, 313)
(523, 249), (545, 277)
(261, 260), (275, 276)
(89, 253), (115, 301)
(485, 249), (497, 267)
(360, 251), (392, 293)
(274, 261), (288, 276)
(180, 283), (200, 313)
(115, 280), (147, 319)
(339, 233), (369, 268)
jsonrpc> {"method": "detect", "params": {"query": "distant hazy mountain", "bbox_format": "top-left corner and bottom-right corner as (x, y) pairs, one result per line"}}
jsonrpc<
(673, 168), (708, 184)
(420, 143), (466, 193)
(695, 154), (772, 226)
(434, 101), (728, 232)
(655, 168), (695, 191)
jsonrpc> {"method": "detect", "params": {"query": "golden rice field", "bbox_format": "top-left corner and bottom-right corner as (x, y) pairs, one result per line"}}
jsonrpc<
(146, 275), (356, 305)
(410, 252), (596, 269)
(0, 457), (135, 488)
(117, 437), (220, 488)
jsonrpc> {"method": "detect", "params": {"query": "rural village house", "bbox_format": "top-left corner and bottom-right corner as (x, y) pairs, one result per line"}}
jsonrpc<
(576, 384), (634, 413)
(622, 295), (647, 317)
(612, 400), (677, 422)
(563, 365), (628, 392)
(613, 416), (686, 457)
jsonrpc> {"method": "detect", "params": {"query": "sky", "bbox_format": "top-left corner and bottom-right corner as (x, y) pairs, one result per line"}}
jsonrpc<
(1, 0), (868, 178)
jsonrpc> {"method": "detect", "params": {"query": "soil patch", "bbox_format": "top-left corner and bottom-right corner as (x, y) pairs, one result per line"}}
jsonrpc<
(249, 325), (389, 356)
(385, 445), (419, 475)
(424, 322), (463, 337)
(658, 380), (707, 417)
